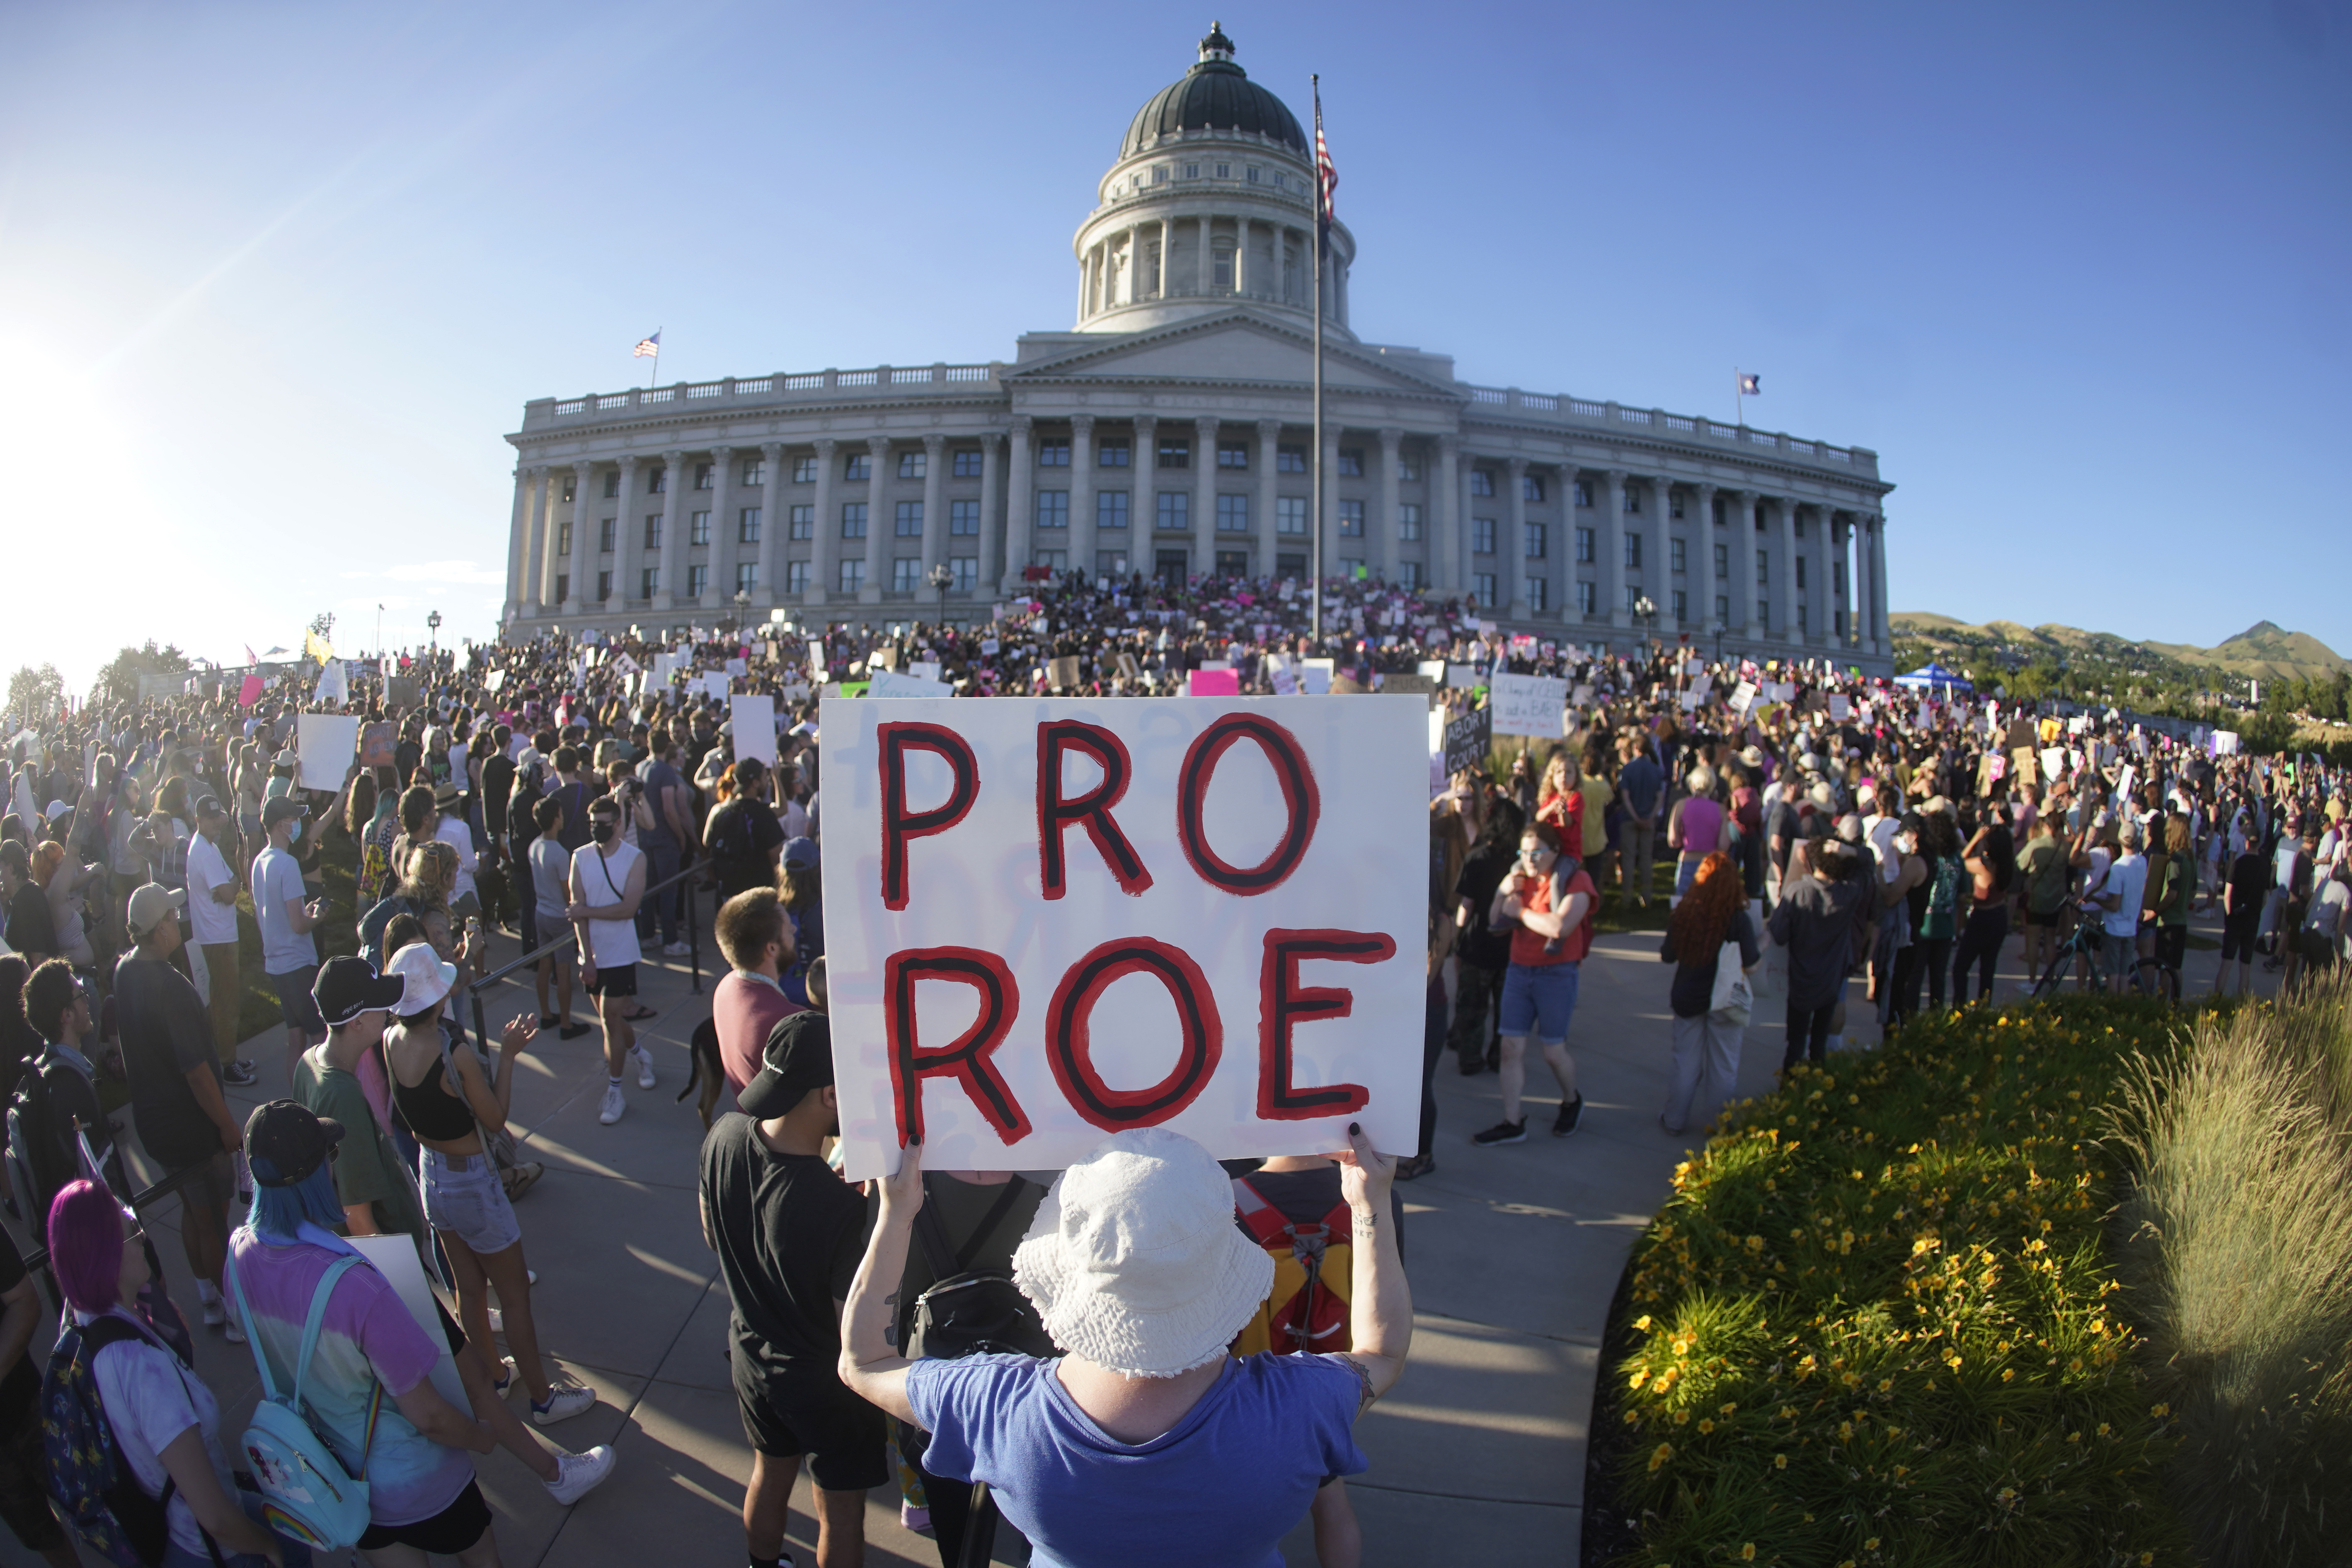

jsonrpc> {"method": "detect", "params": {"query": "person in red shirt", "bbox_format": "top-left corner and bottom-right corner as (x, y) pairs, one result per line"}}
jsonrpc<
(1473, 822), (1596, 1146)
(712, 888), (804, 1104)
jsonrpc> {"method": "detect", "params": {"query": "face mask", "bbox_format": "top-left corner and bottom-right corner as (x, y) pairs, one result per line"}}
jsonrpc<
(284, 818), (304, 843)
(591, 820), (617, 844)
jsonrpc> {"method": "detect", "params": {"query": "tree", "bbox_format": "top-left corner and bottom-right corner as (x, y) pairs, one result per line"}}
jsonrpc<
(90, 641), (192, 706)
(7, 663), (63, 721)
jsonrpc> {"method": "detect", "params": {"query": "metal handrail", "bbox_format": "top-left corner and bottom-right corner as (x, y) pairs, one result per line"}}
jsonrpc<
(463, 855), (706, 1057)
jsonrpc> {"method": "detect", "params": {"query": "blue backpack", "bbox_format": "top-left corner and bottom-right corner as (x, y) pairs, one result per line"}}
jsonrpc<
(41, 1313), (196, 1567)
(226, 1251), (383, 1551)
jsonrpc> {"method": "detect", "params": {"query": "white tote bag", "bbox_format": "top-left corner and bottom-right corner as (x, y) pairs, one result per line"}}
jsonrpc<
(1709, 940), (1753, 1025)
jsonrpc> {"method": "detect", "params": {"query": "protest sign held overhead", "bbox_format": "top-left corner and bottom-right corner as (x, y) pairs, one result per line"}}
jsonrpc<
(821, 696), (1425, 1180)
(1488, 672), (1569, 738)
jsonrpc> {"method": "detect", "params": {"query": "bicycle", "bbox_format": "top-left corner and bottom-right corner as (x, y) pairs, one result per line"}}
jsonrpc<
(2029, 908), (2171, 1001)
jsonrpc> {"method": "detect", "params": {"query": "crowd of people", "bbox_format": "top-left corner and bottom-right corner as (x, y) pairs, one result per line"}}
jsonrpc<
(0, 566), (2340, 1567)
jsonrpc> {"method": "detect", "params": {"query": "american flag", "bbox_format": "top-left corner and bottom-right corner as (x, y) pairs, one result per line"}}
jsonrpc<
(1738, 373), (1761, 395)
(634, 331), (661, 358)
(1313, 84), (1337, 253)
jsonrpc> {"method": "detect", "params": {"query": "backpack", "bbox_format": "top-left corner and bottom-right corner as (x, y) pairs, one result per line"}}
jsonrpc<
(355, 894), (417, 970)
(903, 1177), (1056, 1361)
(40, 1312), (196, 1567)
(5, 1058), (69, 1224)
(225, 1250), (380, 1551)
(1231, 1177), (1353, 1357)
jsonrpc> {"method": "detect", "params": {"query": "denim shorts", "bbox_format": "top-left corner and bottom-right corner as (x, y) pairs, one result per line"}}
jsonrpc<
(1500, 960), (1580, 1044)
(420, 1147), (521, 1256)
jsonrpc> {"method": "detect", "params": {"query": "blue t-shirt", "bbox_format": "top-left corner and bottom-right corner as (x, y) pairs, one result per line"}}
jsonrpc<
(252, 845), (315, 975)
(906, 1353), (1365, 1568)
(1618, 755), (1664, 819)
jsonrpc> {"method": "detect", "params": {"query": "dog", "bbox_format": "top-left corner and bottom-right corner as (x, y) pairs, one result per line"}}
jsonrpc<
(678, 1017), (727, 1129)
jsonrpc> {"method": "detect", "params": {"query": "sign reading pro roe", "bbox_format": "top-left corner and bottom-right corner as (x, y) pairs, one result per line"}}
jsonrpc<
(822, 696), (1424, 1180)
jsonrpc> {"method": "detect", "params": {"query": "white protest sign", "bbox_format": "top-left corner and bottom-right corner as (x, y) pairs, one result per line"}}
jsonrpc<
(702, 672), (732, 701)
(2042, 747), (2068, 782)
(2212, 730), (2240, 757)
(729, 696), (778, 766)
(981, 639), (1000, 657)
(483, 669), (506, 693)
(725, 657), (749, 679)
(1678, 689), (1701, 712)
(1417, 661), (1447, 682)
(1271, 668), (1299, 697)
(1828, 694), (1851, 722)
(1299, 659), (1335, 696)
(913, 661), (942, 684)
(1731, 681), (1759, 716)
(1571, 684), (1594, 707)
(1489, 673), (1570, 738)
(346, 1237), (470, 1416)
(315, 661), (347, 705)
(295, 715), (359, 790)
(870, 668), (954, 700)
(820, 696), (1424, 1179)
(1686, 659), (1705, 677)
(1446, 663), (1483, 689)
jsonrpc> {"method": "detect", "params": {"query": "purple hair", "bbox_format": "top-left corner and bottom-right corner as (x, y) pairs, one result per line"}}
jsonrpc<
(47, 1180), (126, 1315)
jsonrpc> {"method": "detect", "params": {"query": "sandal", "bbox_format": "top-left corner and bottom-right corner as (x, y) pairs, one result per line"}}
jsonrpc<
(623, 1006), (659, 1022)
(502, 1161), (545, 1202)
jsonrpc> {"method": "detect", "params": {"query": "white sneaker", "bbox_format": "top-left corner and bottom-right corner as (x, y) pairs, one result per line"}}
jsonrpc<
(488, 1306), (504, 1334)
(599, 1083), (626, 1124)
(532, 1379), (598, 1426)
(631, 1046), (655, 1090)
(545, 1444), (617, 1505)
(223, 1317), (246, 1346)
(661, 940), (691, 957)
(492, 1355), (518, 1396)
(201, 1296), (228, 1328)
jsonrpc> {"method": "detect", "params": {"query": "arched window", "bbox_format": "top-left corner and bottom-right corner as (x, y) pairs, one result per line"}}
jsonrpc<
(1213, 240), (1235, 291)
(1283, 244), (1299, 303)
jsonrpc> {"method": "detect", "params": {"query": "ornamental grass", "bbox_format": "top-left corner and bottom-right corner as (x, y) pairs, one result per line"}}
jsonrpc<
(2108, 973), (2352, 1568)
(1604, 997), (2197, 1568)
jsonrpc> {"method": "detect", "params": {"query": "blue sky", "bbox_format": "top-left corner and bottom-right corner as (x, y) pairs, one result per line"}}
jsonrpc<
(2, 0), (2345, 690)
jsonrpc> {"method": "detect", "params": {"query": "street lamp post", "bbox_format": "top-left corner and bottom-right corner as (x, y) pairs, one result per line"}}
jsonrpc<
(1633, 595), (1657, 658)
(426, 610), (441, 653)
(926, 562), (953, 624)
(732, 589), (749, 635)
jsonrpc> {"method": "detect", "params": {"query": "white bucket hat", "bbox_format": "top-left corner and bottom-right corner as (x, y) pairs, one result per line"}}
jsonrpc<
(1012, 1128), (1275, 1379)
(385, 941), (457, 1015)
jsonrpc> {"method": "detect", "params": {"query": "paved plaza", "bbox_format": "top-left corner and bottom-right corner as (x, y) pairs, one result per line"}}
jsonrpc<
(0, 901), (2270, 1568)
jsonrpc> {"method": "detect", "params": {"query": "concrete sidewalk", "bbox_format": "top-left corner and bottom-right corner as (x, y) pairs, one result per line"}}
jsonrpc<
(0, 899), (2274, 1568)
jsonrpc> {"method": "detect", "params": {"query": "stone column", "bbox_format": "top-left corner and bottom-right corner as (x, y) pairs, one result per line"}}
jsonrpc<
(1461, 454), (1483, 610)
(1773, 497), (1799, 646)
(1829, 512), (1853, 651)
(1321, 425), (1343, 588)
(652, 449), (687, 611)
(1652, 475), (1676, 636)
(920, 434), (947, 578)
(504, 466), (534, 623)
(1504, 457), (1528, 621)
(1604, 468), (1630, 628)
(1376, 428), (1401, 584)
(1730, 490), (1756, 636)
(1128, 415), (1155, 577)
(606, 455), (639, 613)
(530, 468), (559, 611)
(1693, 482), (1719, 645)
(756, 442), (784, 606)
(1068, 415), (1096, 581)
(1157, 218), (1170, 297)
(1869, 514), (1890, 655)
(861, 436), (889, 603)
(1001, 418), (1034, 594)
(1255, 418), (1282, 579)
(978, 431), (1004, 592)
(1434, 437), (1460, 592)
(810, 439), (838, 605)
(705, 446), (733, 608)
(561, 461), (594, 613)
(1192, 416), (1218, 578)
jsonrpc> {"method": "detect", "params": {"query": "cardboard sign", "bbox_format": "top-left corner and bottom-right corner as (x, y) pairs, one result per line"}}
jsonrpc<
(1488, 673), (1569, 739)
(385, 677), (420, 712)
(1381, 674), (1435, 700)
(359, 722), (396, 769)
(1446, 663), (1483, 689)
(730, 696), (778, 765)
(296, 715), (358, 790)
(819, 696), (1424, 1178)
(1442, 705), (1493, 778)
(871, 669), (954, 700)
(1188, 668), (1242, 697)
(1050, 656), (1082, 689)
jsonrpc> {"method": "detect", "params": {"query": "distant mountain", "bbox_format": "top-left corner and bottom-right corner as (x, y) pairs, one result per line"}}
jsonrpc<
(1890, 613), (2351, 685)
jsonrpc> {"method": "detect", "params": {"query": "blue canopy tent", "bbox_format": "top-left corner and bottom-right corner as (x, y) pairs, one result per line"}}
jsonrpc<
(1894, 662), (1974, 695)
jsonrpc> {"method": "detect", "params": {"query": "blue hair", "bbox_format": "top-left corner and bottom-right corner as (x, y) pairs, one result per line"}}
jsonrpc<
(244, 1163), (348, 1241)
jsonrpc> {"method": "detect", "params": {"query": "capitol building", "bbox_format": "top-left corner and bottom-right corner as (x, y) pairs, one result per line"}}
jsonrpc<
(498, 24), (1894, 669)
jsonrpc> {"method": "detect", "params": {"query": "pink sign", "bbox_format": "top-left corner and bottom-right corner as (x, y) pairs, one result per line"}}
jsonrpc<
(1187, 669), (1241, 697)
(238, 675), (264, 707)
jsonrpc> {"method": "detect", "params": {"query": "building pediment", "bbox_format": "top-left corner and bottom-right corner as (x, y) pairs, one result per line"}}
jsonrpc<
(1008, 312), (1461, 403)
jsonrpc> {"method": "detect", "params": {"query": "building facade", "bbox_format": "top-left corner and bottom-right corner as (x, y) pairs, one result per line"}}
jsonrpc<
(499, 24), (1894, 668)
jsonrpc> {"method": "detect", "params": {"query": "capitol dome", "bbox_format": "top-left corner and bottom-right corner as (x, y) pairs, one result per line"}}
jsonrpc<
(1121, 23), (1307, 160)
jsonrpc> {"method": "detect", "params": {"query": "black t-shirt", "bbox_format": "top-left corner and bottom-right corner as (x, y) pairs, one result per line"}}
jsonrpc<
(705, 798), (786, 901)
(6, 882), (56, 957)
(698, 1116), (869, 1386)
(480, 755), (516, 842)
(2227, 851), (2269, 917)
(112, 953), (221, 1168)
(1453, 837), (1516, 969)
(0, 1226), (38, 1429)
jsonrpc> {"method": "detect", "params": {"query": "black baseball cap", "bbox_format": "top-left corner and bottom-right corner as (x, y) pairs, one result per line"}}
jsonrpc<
(244, 1100), (346, 1188)
(312, 955), (407, 1028)
(262, 796), (308, 829)
(738, 1011), (835, 1118)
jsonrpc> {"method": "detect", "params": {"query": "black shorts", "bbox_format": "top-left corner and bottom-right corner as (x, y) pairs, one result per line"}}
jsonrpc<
(0, 1408), (66, 1551)
(2221, 912), (2260, 963)
(356, 1479), (493, 1554)
(271, 966), (327, 1035)
(2025, 906), (2059, 929)
(2153, 925), (2187, 971)
(736, 1366), (890, 1491)
(586, 962), (637, 997)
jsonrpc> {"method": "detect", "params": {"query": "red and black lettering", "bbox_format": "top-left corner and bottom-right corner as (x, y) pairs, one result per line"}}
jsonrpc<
(882, 947), (1028, 1146)
(1256, 928), (1394, 1121)
(1176, 714), (1320, 895)
(879, 722), (980, 911)
(1044, 937), (1222, 1131)
(1037, 721), (1152, 900)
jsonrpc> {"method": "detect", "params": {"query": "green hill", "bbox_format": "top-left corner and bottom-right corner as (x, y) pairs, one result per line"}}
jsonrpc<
(1887, 613), (2352, 721)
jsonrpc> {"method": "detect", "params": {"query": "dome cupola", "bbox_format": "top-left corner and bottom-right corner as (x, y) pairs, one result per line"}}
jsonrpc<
(1120, 22), (1308, 160)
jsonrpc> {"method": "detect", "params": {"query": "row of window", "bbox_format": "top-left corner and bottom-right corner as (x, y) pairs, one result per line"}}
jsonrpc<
(1120, 160), (1301, 194)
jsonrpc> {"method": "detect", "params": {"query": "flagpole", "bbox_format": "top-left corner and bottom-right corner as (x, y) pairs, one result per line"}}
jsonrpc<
(1310, 75), (1325, 645)
(1733, 367), (1742, 429)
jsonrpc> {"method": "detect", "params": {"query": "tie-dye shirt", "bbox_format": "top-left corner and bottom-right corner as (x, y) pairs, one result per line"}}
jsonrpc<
(225, 1231), (474, 1527)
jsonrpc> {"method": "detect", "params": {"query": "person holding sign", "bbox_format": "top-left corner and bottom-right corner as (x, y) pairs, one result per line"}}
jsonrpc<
(839, 1125), (1408, 1568)
(1472, 822), (1593, 1146)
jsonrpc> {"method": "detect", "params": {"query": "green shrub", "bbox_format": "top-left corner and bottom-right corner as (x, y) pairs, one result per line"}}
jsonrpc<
(2109, 978), (2352, 1568)
(1606, 999), (2197, 1567)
